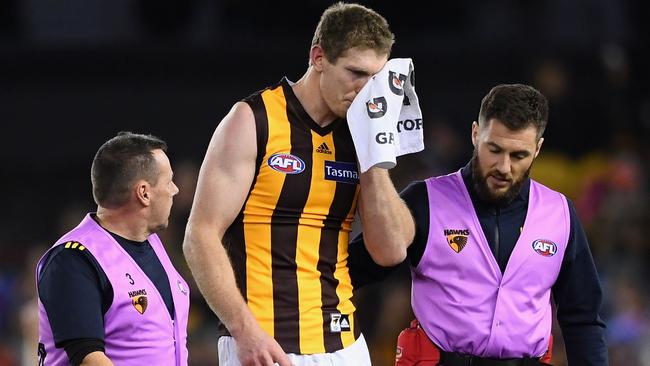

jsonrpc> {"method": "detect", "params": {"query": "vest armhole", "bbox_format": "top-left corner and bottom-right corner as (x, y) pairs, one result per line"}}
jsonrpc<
(413, 179), (435, 273)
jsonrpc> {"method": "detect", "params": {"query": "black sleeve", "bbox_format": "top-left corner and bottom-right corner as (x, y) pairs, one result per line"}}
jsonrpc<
(59, 338), (105, 366)
(348, 233), (398, 288)
(402, 181), (430, 267)
(348, 181), (430, 288)
(552, 200), (608, 365)
(38, 246), (110, 361)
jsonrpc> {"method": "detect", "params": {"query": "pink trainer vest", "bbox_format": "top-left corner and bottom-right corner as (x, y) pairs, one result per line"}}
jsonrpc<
(37, 214), (190, 365)
(412, 171), (569, 358)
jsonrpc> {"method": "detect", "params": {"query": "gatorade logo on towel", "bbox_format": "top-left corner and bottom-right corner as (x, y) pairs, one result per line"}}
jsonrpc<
(366, 97), (387, 118)
(388, 71), (407, 96)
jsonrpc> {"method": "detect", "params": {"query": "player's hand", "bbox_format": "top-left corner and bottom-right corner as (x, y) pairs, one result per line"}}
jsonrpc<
(235, 325), (293, 366)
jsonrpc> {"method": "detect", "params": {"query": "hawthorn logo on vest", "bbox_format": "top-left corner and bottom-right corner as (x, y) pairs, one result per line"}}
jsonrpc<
(330, 313), (351, 333)
(267, 153), (305, 174)
(129, 289), (148, 314)
(388, 71), (407, 96)
(444, 229), (470, 253)
(532, 239), (557, 257)
(366, 96), (387, 118)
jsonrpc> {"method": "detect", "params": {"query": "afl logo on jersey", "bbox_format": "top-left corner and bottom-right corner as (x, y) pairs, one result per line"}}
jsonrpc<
(532, 239), (557, 257)
(268, 153), (305, 174)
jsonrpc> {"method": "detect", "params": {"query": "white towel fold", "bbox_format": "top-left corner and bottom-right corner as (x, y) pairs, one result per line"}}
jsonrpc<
(346, 58), (424, 173)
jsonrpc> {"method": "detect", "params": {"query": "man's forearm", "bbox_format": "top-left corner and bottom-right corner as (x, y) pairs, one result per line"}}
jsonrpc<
(182, 226), (256, 337)
(358, 168), (414, 266)
(562, 324), (608, 365)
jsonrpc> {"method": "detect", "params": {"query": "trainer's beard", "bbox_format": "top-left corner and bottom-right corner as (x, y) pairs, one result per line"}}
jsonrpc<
(470, 149), (531, 206)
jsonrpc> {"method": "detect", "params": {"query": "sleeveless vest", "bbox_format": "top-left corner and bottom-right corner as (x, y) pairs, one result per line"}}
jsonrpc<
(37, 214), (190, 365)
(412, 171), (569, 358)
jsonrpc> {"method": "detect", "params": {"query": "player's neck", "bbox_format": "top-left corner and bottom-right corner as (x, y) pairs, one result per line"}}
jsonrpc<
(95, 207), (149, 242)
(293, 68), (338, 127)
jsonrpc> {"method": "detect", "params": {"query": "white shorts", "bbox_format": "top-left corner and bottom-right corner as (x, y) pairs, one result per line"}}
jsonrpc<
(218, 334), (372, 366)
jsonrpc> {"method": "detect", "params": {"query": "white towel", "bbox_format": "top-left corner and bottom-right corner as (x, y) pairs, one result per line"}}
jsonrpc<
(346, 58), (424, 173)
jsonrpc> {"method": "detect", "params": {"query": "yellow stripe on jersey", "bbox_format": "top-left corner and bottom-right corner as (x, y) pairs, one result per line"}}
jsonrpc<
(294, 131), (339, 353)
(242, 85), (290, 338)
(335, 227), (357, 346)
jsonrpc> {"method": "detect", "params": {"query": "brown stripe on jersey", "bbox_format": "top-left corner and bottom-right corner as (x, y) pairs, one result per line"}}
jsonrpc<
(318, 227), (343, 352)
(271, 120), (312, 352)
(217, 93), (270, 337)
(224, 95), (269, 301)
(244, 95), (270, 184)
(222, 216), (246, 301)
(319, 124), (360, 352)
(244, 86), (289, 339)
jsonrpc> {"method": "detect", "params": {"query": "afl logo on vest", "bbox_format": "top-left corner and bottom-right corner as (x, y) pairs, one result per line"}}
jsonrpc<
(532, 239), (557, 257)
(268, 153), (305, 174)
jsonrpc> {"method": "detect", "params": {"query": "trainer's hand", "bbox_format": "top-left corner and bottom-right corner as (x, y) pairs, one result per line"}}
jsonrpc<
(235, 326), (292, 366)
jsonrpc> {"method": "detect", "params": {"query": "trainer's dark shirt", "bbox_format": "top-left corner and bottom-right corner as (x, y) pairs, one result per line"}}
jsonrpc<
(349, 163), (608, 365)
(38, 220), (175, 366)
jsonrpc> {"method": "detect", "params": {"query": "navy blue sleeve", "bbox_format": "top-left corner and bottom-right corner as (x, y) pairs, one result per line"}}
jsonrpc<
(348, 234), (398, 288)
(552, 199), (608, 365)
(348, 181), (429, 288)
(59, 338), (106, 366)
(38, 246), (110, 346)
(402, 181), (430, 267)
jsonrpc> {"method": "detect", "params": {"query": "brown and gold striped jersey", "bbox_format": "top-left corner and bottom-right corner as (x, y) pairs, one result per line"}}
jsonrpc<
(218, 78), (362, 354)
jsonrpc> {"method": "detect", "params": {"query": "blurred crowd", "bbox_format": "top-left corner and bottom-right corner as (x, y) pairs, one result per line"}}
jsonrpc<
(2, 0), (650, 365)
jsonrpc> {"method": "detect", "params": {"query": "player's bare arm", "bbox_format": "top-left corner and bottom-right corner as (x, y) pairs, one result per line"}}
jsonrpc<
(357, 167), (415, 266)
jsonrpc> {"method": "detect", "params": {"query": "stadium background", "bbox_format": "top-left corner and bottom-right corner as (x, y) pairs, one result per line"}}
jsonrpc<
(1, 1), (649, 364)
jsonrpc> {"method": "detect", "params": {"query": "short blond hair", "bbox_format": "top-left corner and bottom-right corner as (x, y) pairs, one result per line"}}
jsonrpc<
(311, 2), (394, 64)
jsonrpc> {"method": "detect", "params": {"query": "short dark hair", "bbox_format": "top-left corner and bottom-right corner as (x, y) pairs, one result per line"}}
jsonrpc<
(478, 84), (549, 139)
(311, 2), (394, 64)
(91, 131), (167, 208)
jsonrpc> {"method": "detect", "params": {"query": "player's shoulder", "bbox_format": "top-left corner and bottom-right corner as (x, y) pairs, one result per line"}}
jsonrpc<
(242, 77), (285, 103)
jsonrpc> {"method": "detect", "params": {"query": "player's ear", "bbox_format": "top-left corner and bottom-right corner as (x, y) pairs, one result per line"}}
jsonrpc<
(310, 45), (325, 72)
